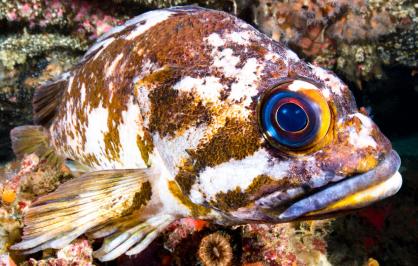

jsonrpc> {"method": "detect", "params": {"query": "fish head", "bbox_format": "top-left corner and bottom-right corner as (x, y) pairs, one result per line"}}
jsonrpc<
(229, 73), (402, 223)
(187, 71), (402, 223)
(142, 8), (402, 223)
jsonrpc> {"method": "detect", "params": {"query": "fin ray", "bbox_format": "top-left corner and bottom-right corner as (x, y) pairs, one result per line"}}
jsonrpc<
(27, 180), (139, 214)
(87, 213), (140, 239)
(126, 219), (172, 256)
(12, 169), (154, 251)
(10, 126), (62, 169)
(93, 215), (174, 262)
(32, 74), (68, 126)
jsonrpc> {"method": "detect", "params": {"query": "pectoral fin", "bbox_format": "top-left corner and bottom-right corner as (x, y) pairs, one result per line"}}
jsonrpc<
(64, 159), (92, 177)
(12, 168), (155, 254)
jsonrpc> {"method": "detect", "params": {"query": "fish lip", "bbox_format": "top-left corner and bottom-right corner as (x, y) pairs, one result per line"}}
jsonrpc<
(274, 150), (401, 221)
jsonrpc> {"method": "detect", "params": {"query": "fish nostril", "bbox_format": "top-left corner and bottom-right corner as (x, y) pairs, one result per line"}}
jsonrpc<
(359, 106), (370, 116)
(377, 153), (387, 163)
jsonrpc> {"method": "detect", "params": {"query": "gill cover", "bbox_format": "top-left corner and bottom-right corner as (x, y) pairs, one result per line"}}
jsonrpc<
(258, 79), (332, 151)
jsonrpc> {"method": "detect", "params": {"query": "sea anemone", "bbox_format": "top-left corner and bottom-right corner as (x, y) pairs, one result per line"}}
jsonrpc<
(198, 232), (233, 266)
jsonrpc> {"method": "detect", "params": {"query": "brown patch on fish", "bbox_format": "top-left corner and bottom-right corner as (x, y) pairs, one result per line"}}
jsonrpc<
(174, 117), (261, 195)
(103, 125), (122, 162)
(136, 133), (154, 166)
(190, 118), (261, 167)
(168, 180), (210, 217)
(175, 159), (199, 196)
(121, 181), (152, 216)
(135, 11), (230, 67)
(81, 153), (100, 167)
(212, 187), (249, 211)
(139, 66), (179, 86)
(148, 86), (212, 138)
(246, 174), (298, 199)
(212, 175), (299, 211)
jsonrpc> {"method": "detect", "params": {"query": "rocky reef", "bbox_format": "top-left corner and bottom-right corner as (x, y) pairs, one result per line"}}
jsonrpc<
(254, 0), (417, 86)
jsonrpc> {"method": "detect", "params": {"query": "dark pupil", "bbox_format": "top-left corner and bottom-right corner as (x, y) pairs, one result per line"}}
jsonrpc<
(276, 103), (307, 132)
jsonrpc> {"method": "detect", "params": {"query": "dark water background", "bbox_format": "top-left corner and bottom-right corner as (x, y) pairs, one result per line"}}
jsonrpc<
(330, 66), (418, 266)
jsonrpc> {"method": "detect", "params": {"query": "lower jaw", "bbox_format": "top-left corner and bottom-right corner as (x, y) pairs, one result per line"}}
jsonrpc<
(275, 150), (402, 221)
(304, 171), (402, 217)
(229, 171), (402, 224)
(229, 150), (402, 223)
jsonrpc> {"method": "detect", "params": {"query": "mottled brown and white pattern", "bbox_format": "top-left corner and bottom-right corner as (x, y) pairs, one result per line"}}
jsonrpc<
(11, 6), (402, 261)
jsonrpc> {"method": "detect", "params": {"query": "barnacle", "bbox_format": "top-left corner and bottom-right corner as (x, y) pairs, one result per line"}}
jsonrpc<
(198, 232), (233, 266)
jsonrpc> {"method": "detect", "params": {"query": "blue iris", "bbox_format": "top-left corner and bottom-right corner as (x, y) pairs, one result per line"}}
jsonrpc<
(276, 103), (307, 132)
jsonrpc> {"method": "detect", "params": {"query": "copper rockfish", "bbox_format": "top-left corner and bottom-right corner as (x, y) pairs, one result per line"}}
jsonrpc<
(11, 6), (402, 261)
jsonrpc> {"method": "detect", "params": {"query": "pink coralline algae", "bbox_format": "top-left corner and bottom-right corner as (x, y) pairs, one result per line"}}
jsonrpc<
(0, 0), (125, 40)
(24, 238), (93, 266)
(241, 221), (332, 266)
(1, 154), (39, 206)
(165, 218), (208, 251)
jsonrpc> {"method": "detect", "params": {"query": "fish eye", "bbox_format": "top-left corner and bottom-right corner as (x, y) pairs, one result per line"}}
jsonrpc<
(258, 79), (331, 151)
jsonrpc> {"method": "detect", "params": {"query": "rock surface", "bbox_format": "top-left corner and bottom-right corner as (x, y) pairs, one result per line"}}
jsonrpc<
(254, 0), (418, 85)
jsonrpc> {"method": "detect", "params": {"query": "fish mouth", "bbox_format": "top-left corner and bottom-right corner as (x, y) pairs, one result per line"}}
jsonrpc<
(233, 150), (402, 222)
(276, 150), (402, 221)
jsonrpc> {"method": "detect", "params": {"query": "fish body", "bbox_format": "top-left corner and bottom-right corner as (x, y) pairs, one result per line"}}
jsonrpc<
(10, 6), (402, 261)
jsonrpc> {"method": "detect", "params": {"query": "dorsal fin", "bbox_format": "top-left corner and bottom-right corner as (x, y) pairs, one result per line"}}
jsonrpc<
(32, 73), (70, 126)
(10, 125), (63, 168)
